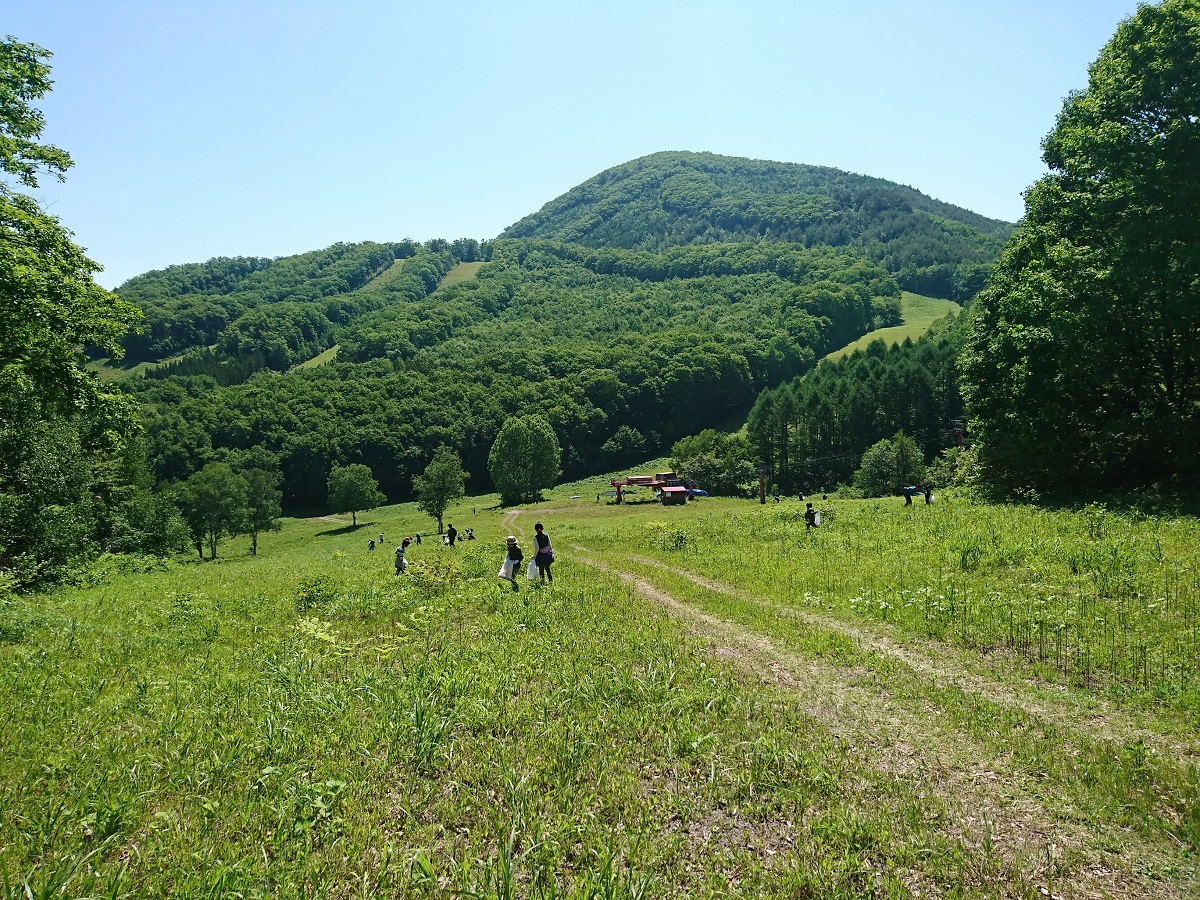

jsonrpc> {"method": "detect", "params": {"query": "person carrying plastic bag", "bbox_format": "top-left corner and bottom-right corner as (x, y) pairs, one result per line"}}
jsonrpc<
(498, 535), (523, 588)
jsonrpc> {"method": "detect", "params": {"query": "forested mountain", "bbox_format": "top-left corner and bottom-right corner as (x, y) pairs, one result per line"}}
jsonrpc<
(129, 239), (902, 508)
(85, 150), (1022, 515)
(117, 239), (485, 366)
(503, 151), (1014, 300)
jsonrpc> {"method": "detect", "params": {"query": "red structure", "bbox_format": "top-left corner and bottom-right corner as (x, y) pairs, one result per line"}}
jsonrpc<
(609, 471), (693, 504)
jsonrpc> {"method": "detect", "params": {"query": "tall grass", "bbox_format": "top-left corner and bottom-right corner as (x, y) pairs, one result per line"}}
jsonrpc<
(605, 496), (1200, 707)
(1, 511), (1035, 897)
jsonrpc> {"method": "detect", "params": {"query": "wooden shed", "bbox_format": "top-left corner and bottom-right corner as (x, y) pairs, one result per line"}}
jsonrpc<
(660, 486), (689, 505)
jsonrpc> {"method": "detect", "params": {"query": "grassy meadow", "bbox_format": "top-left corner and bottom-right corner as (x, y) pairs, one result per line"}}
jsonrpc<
(3, 490), (1199, 898)
(437, 262), (485, 289)
(824, 293), (960, 361)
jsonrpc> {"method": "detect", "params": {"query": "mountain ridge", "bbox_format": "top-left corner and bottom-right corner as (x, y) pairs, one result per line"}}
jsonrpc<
(503, 150), (1013, 299)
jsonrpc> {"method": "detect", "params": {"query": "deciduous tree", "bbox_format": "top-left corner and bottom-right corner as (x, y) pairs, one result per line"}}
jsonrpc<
(243, 468), (282, 555)
(327, 464), (385, 527)
(488, 415), (561, 507)
(853, 431), (925, 498)
(178, 463), (247, 559)
(0, 38), (140, 433)
(960, 0), (1200, 488)
(414, 447), (467, 533)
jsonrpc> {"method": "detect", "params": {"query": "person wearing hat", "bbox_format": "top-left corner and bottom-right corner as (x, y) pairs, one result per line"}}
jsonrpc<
(500, 535), (523, 588)
(395, 537), (411, 574)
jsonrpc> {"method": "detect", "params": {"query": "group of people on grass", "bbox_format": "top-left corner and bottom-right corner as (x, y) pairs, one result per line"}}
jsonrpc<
(387, 521), (554, 587)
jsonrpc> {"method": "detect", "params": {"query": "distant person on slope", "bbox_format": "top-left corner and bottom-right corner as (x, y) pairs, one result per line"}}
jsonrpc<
(533, 522), (554, 583)
(395, 537), (411, 574)
(804, 502), (818, 530)
(447, 523), (458, 546)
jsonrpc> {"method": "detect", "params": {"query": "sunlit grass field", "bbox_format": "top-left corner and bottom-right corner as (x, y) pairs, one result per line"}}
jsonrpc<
(3, 491), (1199, 897)
(824, 293), (960, 361)
(438, 261), (484, 289)
(292, 344), (340, 370)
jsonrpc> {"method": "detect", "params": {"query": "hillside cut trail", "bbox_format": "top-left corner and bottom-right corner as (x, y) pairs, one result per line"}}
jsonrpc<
(510, 517), (1200, 900)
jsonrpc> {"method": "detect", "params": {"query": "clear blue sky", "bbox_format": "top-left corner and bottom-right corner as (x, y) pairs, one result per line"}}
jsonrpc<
(8, 0), (1143, 288)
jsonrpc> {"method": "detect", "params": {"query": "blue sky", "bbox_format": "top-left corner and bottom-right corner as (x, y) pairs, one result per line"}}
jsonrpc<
(8, 1), (1143, 288)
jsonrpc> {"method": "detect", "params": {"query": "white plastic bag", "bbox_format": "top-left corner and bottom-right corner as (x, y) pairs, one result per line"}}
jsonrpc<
(498, 559), (512, 579)
(527, 559), (539, 580)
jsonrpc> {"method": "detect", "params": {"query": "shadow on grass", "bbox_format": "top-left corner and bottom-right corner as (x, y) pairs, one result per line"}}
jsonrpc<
(978, 482), (1200, 519)
(315, 522), (372, 537)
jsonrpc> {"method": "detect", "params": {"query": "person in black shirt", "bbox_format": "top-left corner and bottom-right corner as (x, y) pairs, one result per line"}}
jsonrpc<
(446, 524), (458, 546)
(533, 522), (554, 582)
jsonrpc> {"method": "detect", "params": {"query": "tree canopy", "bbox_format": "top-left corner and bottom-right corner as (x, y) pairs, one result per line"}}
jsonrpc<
(960, 0), (1200, 490)
(327, 464), (385, 527)
(414, 447), (468, 533)
(1, 38), (157, 588)
(503, 151), (1013, 300)
(488, 416), (562, 507)
(0, 38), (140, 434)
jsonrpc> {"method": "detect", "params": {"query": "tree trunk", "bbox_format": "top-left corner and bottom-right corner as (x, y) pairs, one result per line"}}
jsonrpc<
(251, 532), (258, 556)
(351, 510), (357, 527)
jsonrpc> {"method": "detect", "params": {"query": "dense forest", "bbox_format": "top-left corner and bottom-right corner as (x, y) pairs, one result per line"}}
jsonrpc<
(127, 239), (903, 509)
(503, 151), (1014, 301)
(747, 322), (965, 492)
(118, 239), (486, 365)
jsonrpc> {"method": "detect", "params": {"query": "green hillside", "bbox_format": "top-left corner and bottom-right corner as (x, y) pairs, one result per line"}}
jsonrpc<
(824, 291), (959, 361)
(92, 152), (1011, 513)
(131, 239), (904, 510)
(503, 150), (1014, 299)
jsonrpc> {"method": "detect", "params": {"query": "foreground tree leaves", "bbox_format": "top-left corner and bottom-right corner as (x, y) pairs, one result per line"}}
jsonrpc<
(961, 0), (1200, 489)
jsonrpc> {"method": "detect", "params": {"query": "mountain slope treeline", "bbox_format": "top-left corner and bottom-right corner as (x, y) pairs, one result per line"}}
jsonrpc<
(748, 322), (965, 492)
(130, 239), (901, 508)
(503, 151), (1014, 301)
(118, 240), (481, 367)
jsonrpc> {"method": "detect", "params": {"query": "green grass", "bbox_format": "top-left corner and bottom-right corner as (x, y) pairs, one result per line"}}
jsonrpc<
(3, 492), (1199, 896)
(438, 261), (484, 289)
(85, 353), (189, 383)
(824, 292), (959, 361)
(292, 344), (340, 370)
(362, 258), (411, 291)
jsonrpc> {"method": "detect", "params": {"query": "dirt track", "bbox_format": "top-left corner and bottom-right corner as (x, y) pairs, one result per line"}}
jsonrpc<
(488, 511), (1200, 900)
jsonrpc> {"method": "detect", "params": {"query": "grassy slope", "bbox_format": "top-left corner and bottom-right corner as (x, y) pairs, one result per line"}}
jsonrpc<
(824, 291), (959, 361)
(85, 352), (189, 382)
(3, 488), (1199, 897)
(292, 344), (340, 370)
(438, 260), (484, 289)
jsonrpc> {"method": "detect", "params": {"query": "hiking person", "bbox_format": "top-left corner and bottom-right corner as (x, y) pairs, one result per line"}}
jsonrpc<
(499, 536), (523, 590)
(368, 539), (375, 551)
(804, 502), (818, 530)
(414, 532), (422, 545)
(379, 532), (385, 546)
(447, 523), (458, 546)
(533, 522), (554, 583)
(395, 537), (411, 574)
(903, 485), (915, 506)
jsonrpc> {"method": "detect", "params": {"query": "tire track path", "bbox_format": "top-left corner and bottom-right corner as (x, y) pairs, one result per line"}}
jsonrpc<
(568, 542), (1195, 900)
